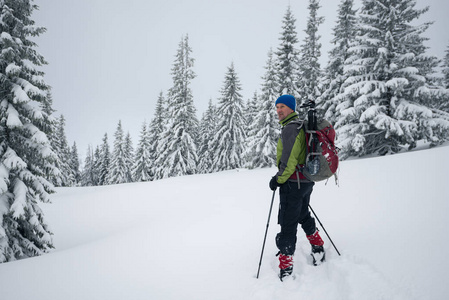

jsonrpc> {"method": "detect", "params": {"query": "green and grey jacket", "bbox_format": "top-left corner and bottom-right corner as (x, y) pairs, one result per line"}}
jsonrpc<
(276, 112), (307, 184)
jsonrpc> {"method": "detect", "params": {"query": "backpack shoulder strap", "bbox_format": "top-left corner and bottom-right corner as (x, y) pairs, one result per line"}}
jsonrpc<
(287, 119), (305, 130)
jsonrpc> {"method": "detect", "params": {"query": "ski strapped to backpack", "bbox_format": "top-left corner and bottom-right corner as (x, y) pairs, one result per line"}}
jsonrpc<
(295, 100), (339, 184)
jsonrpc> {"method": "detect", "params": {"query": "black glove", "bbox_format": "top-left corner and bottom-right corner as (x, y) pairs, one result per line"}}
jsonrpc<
(269, 175), (280, 191)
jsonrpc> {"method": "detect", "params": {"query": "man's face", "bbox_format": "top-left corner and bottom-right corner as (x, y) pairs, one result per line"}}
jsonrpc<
(276, 103), (294, 121)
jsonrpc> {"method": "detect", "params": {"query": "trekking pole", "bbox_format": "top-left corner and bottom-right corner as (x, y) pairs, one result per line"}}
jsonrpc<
(309, 204), (341, 256)
(256, 190), (276, 279)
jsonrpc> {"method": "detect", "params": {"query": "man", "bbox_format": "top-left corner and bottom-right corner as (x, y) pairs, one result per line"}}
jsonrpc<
(269, 94), (325, 281)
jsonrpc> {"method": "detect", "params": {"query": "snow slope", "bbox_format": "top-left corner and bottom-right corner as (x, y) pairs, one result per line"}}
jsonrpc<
(1, 146), (448, 300)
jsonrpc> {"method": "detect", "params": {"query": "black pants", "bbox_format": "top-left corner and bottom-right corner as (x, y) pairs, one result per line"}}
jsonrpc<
(276, 181), (316, 256)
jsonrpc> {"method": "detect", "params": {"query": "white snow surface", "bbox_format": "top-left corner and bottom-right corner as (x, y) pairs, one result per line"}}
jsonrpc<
(1, 145), (448, 300)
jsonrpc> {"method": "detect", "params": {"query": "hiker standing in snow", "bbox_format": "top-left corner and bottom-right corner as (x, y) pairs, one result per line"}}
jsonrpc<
(269, 94), (325, 281)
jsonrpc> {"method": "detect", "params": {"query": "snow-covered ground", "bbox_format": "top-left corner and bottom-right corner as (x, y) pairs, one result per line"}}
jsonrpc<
(1, 145), (448, 300)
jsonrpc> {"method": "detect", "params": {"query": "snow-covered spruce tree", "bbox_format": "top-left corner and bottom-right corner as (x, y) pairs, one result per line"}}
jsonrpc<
(247, 49), (279, 169)
(39, 90), (61, 184)
(297, 0), (325, 105)
(319, 0), (357, 123)
(245, 91), (259, 127)
(197, 99), (217, 174)
(46, 117), (60, 186)
(93, 146), (102, 185)
(40, 94), (62, 187)
(335, 0), (447, 157)
(209, 63), (247, 172)
(53, 115), (74, 186)
(108, 120), (132, 184)
(97, 133), (110, 185)
(80, 145), (96, 186)
(154, 35), (198, 179)
(133, 121), (151, 182)
(439, 44), (449, 112)
(0, 0), (57, 262)
(276, 6), (300, 99)
(148, 92), (166, 180)
(70, 142), (80, 185)
(443, 44), (449, 90)
(124, 132), (134, 182)
(243, 91), (259, 167)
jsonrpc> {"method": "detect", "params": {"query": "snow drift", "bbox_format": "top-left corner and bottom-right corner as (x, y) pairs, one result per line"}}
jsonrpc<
(0, 145), (448, 300)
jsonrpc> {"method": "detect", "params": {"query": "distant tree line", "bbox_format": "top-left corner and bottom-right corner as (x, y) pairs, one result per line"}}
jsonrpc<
(1, 0), (449, 261)
(77, 0), (449, 186)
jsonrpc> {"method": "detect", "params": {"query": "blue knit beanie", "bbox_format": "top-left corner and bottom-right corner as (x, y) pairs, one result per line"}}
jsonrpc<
(275, 94), (296, 111)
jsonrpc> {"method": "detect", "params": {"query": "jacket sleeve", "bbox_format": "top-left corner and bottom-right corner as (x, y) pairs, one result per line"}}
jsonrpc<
(276, 124), (305, 184)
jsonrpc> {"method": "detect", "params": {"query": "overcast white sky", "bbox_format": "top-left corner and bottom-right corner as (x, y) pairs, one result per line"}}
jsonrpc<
(32, 0), (448, 158)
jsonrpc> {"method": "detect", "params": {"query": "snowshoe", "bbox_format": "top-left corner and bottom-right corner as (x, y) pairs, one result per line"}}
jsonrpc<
(279, 266), (293, 281)
(311, 244), (325, 266)
(277, 252), (294, 281)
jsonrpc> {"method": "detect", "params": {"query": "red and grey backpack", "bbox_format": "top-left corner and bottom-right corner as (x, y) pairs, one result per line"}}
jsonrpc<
(293, 119), (339, 183)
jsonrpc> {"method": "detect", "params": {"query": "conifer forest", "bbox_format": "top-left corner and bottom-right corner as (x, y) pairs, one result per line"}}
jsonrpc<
(1, 0), (449, 261)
